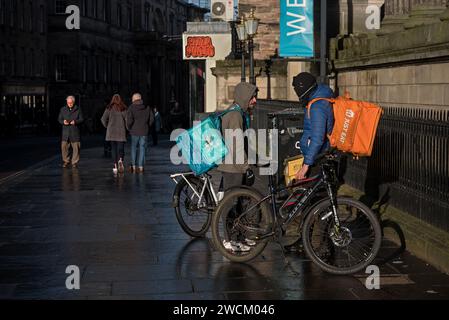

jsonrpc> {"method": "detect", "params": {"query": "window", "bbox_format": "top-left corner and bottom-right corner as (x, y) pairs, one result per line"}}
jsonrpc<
(103, 0), (109, 22)
(117, 4), (122, 27)
(55, 55), (67, 81)
(20, 47), (25, 76)
(128, 58), (132, 85)
(82, 0), (87, 16)
(127, 6), (132, 30)
(117, 58), (121, 84)
(55, 0), (67, 14)
(30, 49), (34, 76)
(0, 47), (4, 76)
(10, 0), (16, 27)
(39, 50), (45, 77)
(169, 13), (174, 35)
(144, 4), (150, 31)
(29, 1), (33, 32)
(94, 56), (99, 82)
(0, 0), (5, 25)
(82, 56), (88, 83)
(104, 56), (109, 84)
(93, 0), (98, 18)
(39, 6), (45, 33)
(11, 47), (16, 76)
(20, 0), (24, 30)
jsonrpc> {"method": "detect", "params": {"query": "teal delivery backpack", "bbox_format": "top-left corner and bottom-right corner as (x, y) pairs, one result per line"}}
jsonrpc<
(176, 105), (247, 176)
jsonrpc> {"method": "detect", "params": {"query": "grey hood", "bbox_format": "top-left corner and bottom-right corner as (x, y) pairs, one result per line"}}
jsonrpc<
(233, 83), (258, 111)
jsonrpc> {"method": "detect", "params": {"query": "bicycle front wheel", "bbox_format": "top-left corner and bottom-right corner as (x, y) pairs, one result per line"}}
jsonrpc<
(211, 187), (273, 263)
(173, 177), (212, 238)
(302, 197), (382, 275)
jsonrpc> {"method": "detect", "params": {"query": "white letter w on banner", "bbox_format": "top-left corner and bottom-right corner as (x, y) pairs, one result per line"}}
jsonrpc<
(286, 12), (306, 36)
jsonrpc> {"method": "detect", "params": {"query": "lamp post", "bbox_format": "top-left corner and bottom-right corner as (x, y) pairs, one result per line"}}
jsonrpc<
(245, 9), (259, 85)
(236, 17), (248, 83)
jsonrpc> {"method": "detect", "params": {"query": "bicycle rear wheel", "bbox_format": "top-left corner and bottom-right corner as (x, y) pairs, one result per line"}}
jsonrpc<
(302, 197), (382, 275)
(173, 177), (212, 237)
(211, 188), (273, 263)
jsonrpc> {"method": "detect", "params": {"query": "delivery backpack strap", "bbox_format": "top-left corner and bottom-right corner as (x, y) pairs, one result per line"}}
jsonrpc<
(216, 104), (250, 131)
(306, 98), (335, 119)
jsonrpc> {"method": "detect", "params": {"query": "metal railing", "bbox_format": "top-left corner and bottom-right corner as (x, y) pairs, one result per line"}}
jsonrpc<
(343, 104), (449, 231)
(255, 99), (449, 232)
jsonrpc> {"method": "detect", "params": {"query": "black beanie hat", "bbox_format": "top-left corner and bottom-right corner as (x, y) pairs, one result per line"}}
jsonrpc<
(292, 72), (317, 99)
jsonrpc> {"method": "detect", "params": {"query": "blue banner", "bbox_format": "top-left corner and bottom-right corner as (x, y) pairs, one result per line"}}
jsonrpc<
(279, 0), (314, 57)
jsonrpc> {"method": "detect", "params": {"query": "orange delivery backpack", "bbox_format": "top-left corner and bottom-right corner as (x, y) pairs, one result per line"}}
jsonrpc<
(306, 92), (383, 157)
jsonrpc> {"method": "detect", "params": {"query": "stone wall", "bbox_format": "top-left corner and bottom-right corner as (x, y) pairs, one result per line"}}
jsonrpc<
(331, 0), (449, 272)
(212, 60), (289, 110)
(337, 62), (449, 107)
(239, 0), (280, 60)
(332, 0), (449, 108)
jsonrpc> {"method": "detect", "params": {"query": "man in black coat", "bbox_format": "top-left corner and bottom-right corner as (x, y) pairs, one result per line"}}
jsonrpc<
(58, 96), (84, 168)
(126, 93), (154, 173)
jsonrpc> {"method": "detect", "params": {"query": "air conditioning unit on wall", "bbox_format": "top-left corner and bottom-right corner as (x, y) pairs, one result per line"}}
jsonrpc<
(211, 0), (234, 22)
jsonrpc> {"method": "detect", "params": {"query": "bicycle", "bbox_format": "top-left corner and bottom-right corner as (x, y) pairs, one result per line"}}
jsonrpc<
(211, 150), (382, 275)
(171, 172), (220, 237)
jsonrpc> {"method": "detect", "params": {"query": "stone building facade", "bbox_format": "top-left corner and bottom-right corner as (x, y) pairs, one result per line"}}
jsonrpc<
(212, 0), (340, 110)
(0, 0), (48, 136)
(47, 0), (206, 133)
(0, 0), (206, 136)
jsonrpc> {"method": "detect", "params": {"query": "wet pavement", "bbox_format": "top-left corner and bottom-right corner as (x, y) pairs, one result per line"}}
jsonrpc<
(0, 135), (105, 181)
(1, 138), (449, 300)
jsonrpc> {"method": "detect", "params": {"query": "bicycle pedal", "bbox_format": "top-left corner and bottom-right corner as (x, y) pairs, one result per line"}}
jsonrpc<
(254, 232), (275, 240)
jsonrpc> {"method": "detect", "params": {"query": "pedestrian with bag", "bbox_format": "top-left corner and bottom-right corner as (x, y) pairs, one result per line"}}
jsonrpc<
(292, 72), (335, 180)
(126, 93), (154, 173)
(101, 94), (128, 175)
(217, 82), (258, 253)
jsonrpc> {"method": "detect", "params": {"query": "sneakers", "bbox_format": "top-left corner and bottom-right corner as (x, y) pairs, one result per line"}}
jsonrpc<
(245, 238), (257, 246)
(222, 240), (251, 253)
(118, 160), (125, 173)
(62, 162), (70, 168)
(128, 166), (136, 173)
(137, 167), (144, 174)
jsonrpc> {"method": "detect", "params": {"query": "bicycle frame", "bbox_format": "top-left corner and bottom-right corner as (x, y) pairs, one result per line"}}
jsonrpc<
(170, 172), (220, 208)
(233, 156), (340, 240)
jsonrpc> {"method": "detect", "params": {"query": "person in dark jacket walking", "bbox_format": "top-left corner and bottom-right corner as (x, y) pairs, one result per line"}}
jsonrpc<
(293, 72), (335, 180)
(101, 94), (128, 175)
(58, 96), (84, 168)
(126, 93), (154, 173)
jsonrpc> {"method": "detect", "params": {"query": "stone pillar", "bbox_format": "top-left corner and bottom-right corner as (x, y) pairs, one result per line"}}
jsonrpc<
(339, 0), (349, 35)
(378, 0), (412, 34)
(404, 0), (447, 28)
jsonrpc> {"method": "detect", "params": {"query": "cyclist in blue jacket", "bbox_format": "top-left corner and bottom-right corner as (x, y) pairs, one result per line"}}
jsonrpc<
(293, 72), (335, 180)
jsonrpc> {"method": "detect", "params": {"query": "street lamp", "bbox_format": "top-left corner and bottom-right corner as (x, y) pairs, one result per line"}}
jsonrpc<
(245, 8), (259, 85)
(236, 17), (248, 83)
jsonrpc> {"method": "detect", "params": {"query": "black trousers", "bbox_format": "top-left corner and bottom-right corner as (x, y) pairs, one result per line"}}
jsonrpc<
(110, 141), (125, 165)
(221, 172), (246, 242)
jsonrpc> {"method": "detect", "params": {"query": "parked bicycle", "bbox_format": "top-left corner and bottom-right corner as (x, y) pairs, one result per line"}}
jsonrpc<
(171, 172), (220, 237)
(211, 150), (382, 275)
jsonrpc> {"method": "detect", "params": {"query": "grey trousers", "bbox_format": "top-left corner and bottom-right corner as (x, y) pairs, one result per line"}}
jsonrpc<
(61, 141), (80, 165)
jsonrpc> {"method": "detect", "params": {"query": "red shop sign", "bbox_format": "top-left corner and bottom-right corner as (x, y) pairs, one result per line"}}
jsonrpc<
(185, 36), (216, 58)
